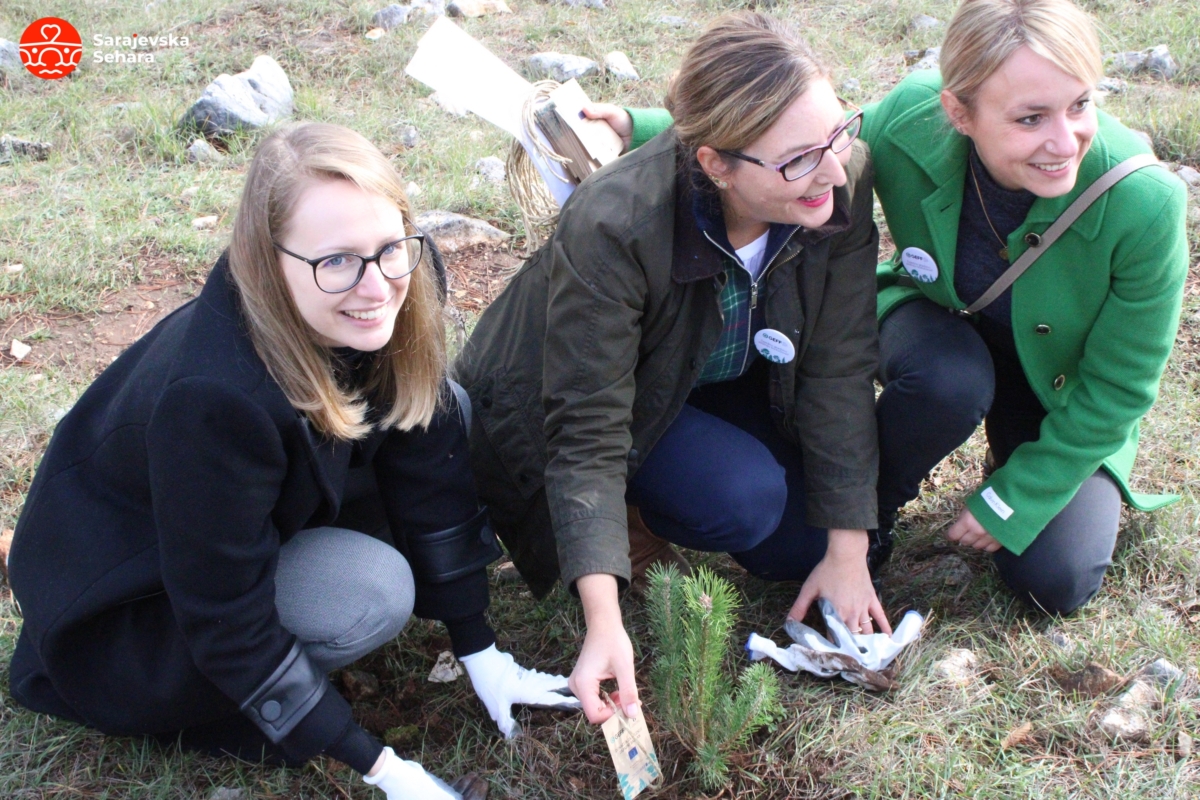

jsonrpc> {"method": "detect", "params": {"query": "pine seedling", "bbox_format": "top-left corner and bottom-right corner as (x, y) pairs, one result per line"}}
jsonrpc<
(646, 564), (782, 790)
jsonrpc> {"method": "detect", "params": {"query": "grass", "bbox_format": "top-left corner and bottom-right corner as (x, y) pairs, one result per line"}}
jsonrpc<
(2, 0), (1200, 797)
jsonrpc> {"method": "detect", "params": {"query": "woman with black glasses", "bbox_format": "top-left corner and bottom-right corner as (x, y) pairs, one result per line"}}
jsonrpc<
(456, 11), (885, 730)
(8, 122), (575, 800)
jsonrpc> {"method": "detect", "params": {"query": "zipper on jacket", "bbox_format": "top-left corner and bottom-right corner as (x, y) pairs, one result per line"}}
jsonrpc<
(703, 227), (802, 374)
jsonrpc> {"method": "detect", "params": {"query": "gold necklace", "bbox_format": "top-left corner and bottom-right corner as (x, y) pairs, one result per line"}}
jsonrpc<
(969, 158), (1010, 261)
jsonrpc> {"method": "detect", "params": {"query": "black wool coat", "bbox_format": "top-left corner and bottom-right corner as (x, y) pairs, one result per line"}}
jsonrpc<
(8, 255), (488, 757)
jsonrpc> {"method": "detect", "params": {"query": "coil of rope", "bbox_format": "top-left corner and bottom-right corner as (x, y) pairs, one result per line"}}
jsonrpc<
(506, 79), (573, 252)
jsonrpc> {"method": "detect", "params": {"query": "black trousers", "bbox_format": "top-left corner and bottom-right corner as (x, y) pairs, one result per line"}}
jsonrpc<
(875, 300), (1120, 615)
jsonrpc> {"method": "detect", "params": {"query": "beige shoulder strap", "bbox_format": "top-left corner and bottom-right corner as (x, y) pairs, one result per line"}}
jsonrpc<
(960, 153), (1163, 316)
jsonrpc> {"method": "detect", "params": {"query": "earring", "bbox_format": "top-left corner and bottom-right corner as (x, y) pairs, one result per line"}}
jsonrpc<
(709, 175), (728, 188)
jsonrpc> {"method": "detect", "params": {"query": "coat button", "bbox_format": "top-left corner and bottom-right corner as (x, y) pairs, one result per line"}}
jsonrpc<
(1025, 232), (1042, 247)
(260, 700), (282, 722)
(479, 395), (493, 408)
(1053, 374), (1066, 390)
(1035, 324), (1051, 335)
(628, 448), (639, 461)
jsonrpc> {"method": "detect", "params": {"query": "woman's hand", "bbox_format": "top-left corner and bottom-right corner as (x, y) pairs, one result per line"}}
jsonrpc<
(569, 573), (640, 724)
(946, 508), (1002, 552)
(459, 645), (580, 739)
(788, 529), (892, 635)
(581, 103), (633, 152)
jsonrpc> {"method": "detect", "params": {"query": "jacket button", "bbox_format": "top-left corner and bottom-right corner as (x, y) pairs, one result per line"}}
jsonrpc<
(1035, 324), (1051, 335)
(1024, 232), (1042, 247)
(1053, 374), (1066, 390)
(260, 700), (282, 722)
(479, 395), (493, 408)
(689, 358), (699, 370)
(628, 448), (639, 462)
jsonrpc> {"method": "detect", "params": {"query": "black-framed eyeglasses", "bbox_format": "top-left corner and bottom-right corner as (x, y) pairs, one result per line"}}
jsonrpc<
(718, 102), (863, 182)
(274, 233), (426, 294)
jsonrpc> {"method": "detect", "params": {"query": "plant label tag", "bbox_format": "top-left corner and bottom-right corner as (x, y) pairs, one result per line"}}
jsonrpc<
(601, 698), (663, 800)
(901, 247), (939, 283)
(754, 329), (796, 364)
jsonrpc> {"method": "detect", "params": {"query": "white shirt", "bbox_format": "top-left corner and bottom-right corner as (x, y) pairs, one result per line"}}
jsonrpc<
(734, 231), (770, 282)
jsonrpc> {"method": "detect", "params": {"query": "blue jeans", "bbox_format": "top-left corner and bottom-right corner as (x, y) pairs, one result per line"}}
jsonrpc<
(875, 300), (1120, 614)
(626, 363), (828, 582)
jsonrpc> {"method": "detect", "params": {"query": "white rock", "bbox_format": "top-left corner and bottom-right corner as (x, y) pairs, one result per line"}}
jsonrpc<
(1174, 166), (1200, 187)
(4, 263), (23, 274)
(405, 181), (422, 197)
(373, 4), (412, 29)
(1144, 45), (1178, 79)
(180, 55), (294, 137)
(10, 339), (31, 361)
(1099, 707), (1149, 740)
(427, 650), (464, 683)
(430, 91), (469, 117)
(400, 125), (420, 148)
(415, 210), (510, 253)
(448, 0), (511, 17)
(934, 648), (978, 684)
(1116, 679), (1160, 712)
(411, 0), (446, 16)
(1108, 51), (1146, 75)
(528, 52), (600, 83)
(1138, 658), (1185, 687)
(475, 156), (506, 185)
(1097, 76), (1127, 94)
(604, 51), (639, 81)
(187, 138), (223, 164)
(909, 14), (941, 31)
(0, 39), (23, 77)
(192, 215), (219, 230)
(909, 46), (941, 72)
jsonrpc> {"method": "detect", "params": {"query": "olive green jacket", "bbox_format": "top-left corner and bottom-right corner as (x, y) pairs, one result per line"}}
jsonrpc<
(455, 131), (879, 596)
(862, 71), (1188, 553)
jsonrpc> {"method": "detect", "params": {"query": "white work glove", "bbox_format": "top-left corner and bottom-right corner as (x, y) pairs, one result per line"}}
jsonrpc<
(363, 747), (462, 800)
(459, 644), (582, 738)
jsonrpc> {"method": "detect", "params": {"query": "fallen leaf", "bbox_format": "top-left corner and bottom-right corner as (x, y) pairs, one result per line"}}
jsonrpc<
(1001, 721), (1033, 750)
(428, 650), (464, 683)
(10, 339), (31, 361)
(365, 27), (386, 40)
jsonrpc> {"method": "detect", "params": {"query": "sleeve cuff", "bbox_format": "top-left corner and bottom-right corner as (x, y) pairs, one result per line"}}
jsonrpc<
(324, 719), (383, 775)
(445, 612), (497, 658)
(626, 107), (675, 151)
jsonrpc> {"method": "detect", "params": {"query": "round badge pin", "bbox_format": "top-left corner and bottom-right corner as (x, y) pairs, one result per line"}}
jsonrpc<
(754, 329), (796, 364)
(900, 247), (939, 283)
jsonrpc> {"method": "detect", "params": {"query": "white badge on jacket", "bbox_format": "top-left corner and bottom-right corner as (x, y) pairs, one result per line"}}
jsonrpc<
(901, 247), (939, 283)
(755, 329), (796, 364)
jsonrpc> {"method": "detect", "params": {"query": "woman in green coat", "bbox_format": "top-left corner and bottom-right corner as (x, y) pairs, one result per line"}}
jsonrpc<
(603, 0), (1188, 614)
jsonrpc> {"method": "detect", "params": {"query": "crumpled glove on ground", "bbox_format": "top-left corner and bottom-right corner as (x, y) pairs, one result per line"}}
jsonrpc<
(363, 747), (462, 799)
(459, 644), (582, 738)
(747, 598), (924, 691)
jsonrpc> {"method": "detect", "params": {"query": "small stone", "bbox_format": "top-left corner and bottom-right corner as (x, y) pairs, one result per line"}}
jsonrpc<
(1097, 76), (1127, 95)
(907, 47), (940, 72)
(494, 560), (522, 582)
(1116, 679), (1160, 713)
(180, 55), (294, 138)
(9, 339), (31, 361)
(0, 39), (23, 78)
(430, 91), (469, 117)
(1108, 51), (1146, 75)
(208, 789), (248, 800)
(373, 4), (412, 29)
(405, 181), (422, 197)
(365, 27), (387, 40)
(475, 156), (506, 185)
(192, 215), (219, 230)
(657, 15), (690, 28)
(1052, 662), (1123, 697)
(4, 263), (23, 274)
(415, 210), (510, 252)
(1139, 658), (1184, 687)
(1177, 730), (1193, 760)
(527, 52), (600, 83)
(411, 0), (446, 16)
(180, 186), (199, 204)
(604, 51), (639, 82)
(1174, 166), (1200, 188)
(840, 78), (861, 93)
(1144, 45), (1178, 79)
(187, 138), (223, 164)
(342, 669), (380, 700)
(0, 136), (52, 164)
(448, 0), (511, 18)
(1099, 707), (1149, 740)
(934, 648), (978, 684)
(562, 0), (605, 6)
(428, 650), (464, 683)
(400, 125), (420, 148)
(909, 14), (942, 31)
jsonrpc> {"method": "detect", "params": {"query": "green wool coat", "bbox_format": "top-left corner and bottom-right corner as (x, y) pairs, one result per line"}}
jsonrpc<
(862, 71), (1189, 554)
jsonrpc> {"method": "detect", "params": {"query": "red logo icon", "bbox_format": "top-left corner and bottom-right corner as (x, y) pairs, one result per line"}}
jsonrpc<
(19, 18), (83, 80)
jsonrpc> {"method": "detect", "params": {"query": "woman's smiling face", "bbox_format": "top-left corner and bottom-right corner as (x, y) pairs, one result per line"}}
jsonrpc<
(944, 45), (1098, 197)
(276, 178), (411, 352)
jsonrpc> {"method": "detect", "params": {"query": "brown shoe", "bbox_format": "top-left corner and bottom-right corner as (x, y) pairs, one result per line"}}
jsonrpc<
(627, 505), (691, 596)
(0, 527), (12, 584)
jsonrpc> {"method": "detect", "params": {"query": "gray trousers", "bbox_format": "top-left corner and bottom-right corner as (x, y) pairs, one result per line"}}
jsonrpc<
(275, 526), (415, 672)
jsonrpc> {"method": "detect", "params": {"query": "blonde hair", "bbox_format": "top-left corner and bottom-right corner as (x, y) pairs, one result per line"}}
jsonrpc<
(941, 0), (1103, 109)
(666, 12), (828, 160)
(228, 122), (445, 440)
